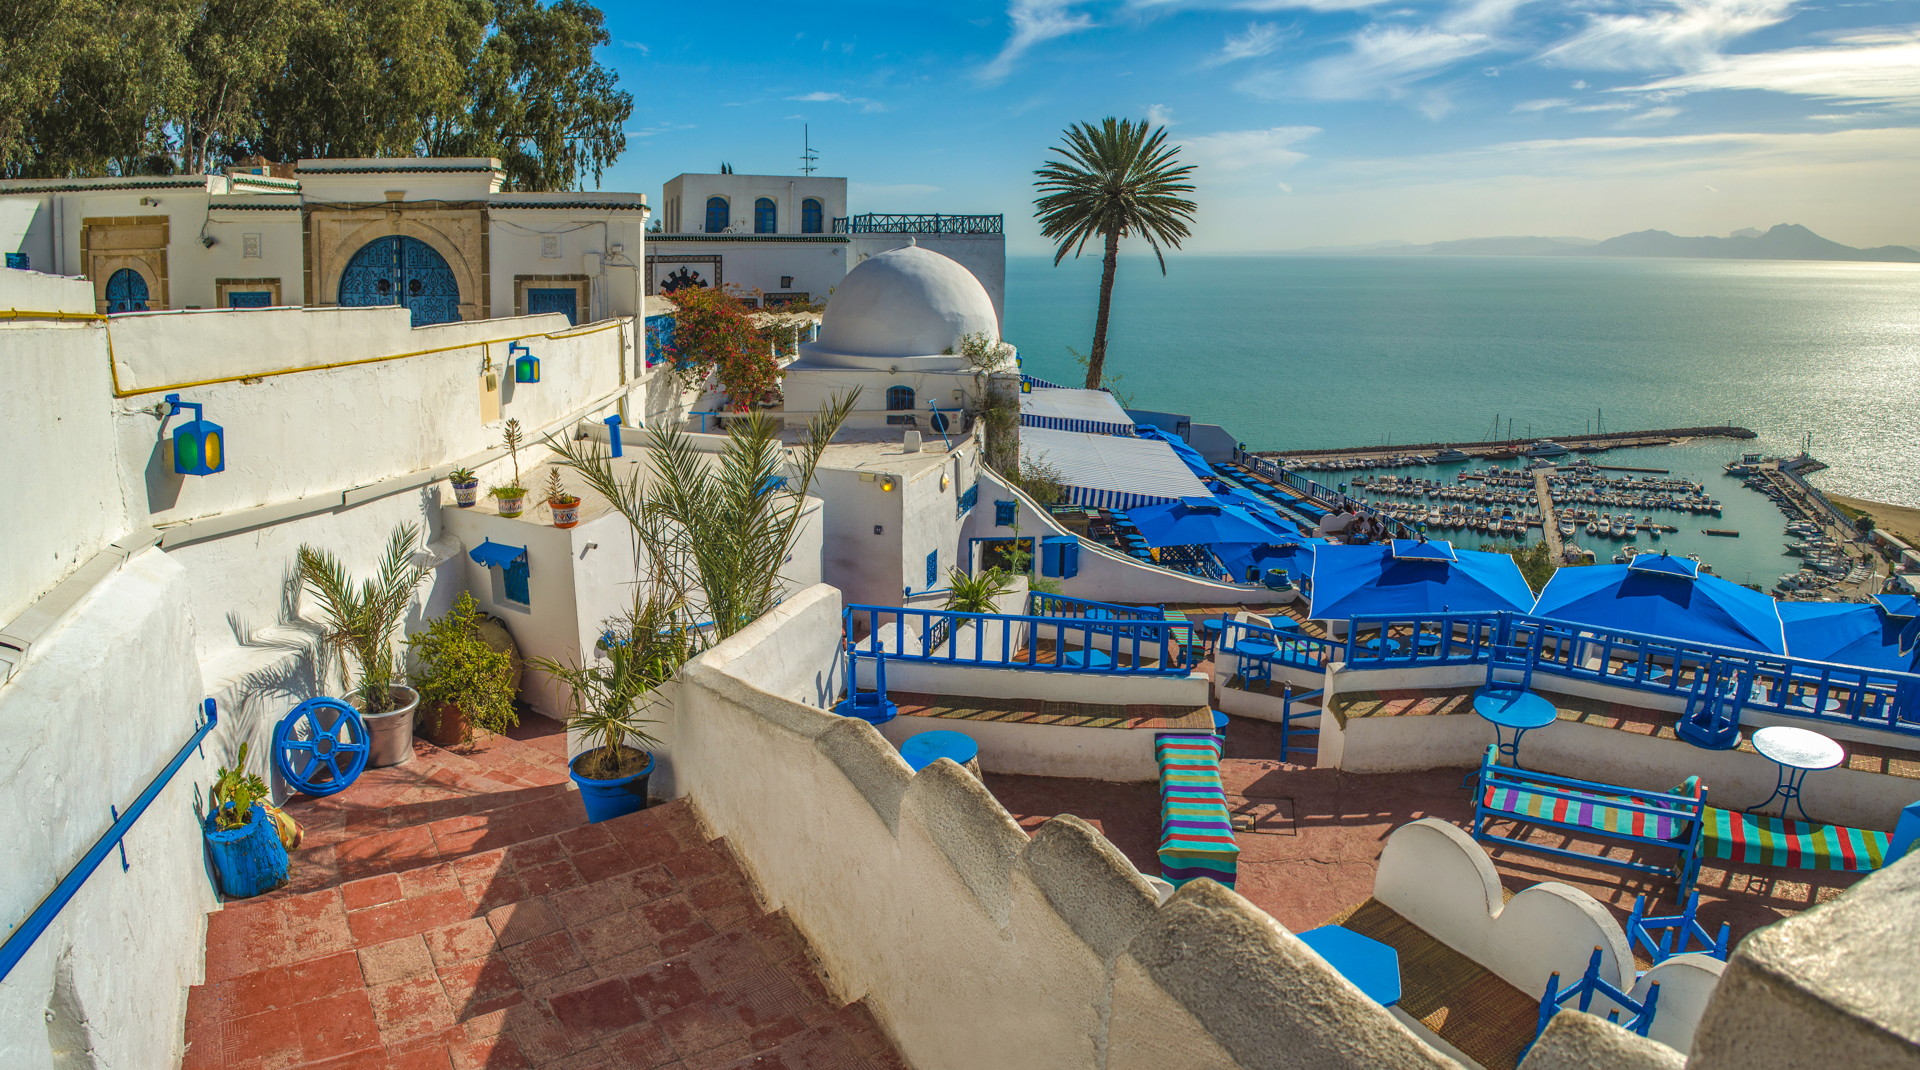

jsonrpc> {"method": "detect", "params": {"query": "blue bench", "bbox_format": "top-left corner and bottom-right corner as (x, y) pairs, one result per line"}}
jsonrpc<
(1471, 746), (1707, 888)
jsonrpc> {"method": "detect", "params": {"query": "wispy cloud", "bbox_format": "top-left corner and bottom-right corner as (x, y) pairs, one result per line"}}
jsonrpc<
(1513, 97), (1572, 112)
(1623, 29), (1920, 104)
(978, 0), (1096, 83)
(1178, 125), (1320, 175)
(1146, 103), (1177, 126)
(788, 91), (888, 113)
(1244, 0), (1534, 104)
(1539, 0), (1796, 71)
(1208, 22), (1291, 65)
(1127, 0), (1390, 11)
(617, 40), (650, 55)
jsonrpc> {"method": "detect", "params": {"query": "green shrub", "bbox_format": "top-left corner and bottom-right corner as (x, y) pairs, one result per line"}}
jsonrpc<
(407, 592), (519, 740)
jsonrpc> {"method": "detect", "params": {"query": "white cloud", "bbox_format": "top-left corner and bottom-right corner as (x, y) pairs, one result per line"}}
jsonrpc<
(1146, 103), (1177, 126)
(1615, 104), (1684, 125)
(617, 40), (650, 55)
(1623, 30), (1920, 104)
(1209, 21), (1291, 65)
(1513, 97), (1571, 112)
(1127, 0), (1391, 11)
(1245, 0), (1535, 103)
(978, 1), (1096, 83)
(1179, 125), (1320, 174)
(1539, 0), (1796, 71)
(788, 91), (887, 113)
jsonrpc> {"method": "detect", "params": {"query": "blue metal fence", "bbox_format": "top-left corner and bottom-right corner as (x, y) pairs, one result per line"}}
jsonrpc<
(844, 603), (1194, 675)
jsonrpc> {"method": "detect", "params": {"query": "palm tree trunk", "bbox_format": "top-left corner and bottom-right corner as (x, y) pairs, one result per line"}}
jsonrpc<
(1085, 229), (1121, 389)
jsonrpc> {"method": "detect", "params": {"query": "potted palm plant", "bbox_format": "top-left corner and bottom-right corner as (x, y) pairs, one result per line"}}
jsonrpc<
(532, 593), (690, 823)
(296, 523), (428, 767)
(407, 591), (519, 747)
(943, 566), (1016, 614)
(448, 466), (480, 508)
(492, 418), (529, 517)
(202, 743), (290, 898)
(545, 468), (581, 529)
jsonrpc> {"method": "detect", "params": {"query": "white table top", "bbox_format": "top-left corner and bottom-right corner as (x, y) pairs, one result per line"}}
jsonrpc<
(1751, 725), (1845, 771)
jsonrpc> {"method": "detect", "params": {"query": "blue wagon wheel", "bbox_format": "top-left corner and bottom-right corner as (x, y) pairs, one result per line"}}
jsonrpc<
(273, 698), (370, 797)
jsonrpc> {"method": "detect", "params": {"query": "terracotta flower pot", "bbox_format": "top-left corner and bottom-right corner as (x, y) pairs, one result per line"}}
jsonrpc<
(550, 497), (581, 528)
(421, 700), (470, 747)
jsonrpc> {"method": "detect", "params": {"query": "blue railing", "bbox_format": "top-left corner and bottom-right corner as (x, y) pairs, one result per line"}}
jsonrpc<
(1261, 610), (1920, 738)
(1025, 591), (1164, 622)
(1220, 619), (1342, 673)
(832, 213), (1004, 235)
(1, 698), (219, 982)
(845, 603), (1193, 675)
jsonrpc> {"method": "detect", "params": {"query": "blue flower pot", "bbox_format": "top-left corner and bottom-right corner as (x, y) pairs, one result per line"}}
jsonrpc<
(569, 750), (654, 824)
(203, 803), (290, 899)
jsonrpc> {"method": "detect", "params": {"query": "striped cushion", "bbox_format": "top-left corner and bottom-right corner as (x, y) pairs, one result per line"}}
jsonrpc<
(1702, 807), (1889, 872)
(1155, 735), (1238, 889)
(1482, 784), (1692, 841)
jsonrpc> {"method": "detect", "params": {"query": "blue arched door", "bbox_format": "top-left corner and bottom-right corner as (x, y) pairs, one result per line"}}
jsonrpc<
(105, 268), (149, 313)
(338, 235), (460, 326)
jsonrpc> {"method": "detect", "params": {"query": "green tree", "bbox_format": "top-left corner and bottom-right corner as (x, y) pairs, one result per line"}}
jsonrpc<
(178, 0), (303, 174)
(1033, 118), (1197, 390)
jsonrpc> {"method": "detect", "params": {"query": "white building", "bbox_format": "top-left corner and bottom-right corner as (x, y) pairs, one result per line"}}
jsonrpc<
(0, 158), (650, 325)
(649, 171), (1007, 323)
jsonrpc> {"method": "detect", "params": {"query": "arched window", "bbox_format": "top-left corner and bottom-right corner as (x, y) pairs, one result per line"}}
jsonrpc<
(705, 197), (729, 233)
(754, 198), (777, 234)
(801, 198), (824, 234)
(886, 386), (915, 411)
(104, 268), (149, 314)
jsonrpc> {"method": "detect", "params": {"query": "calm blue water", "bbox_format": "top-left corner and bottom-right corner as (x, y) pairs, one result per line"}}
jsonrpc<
(1002, 254), (1920, 586)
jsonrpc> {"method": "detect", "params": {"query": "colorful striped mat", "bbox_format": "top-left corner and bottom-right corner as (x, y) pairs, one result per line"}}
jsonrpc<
(1702, 807), (1889, 872)
(1481, 781), (1697, 842)
(1155, 734), (1238, 888)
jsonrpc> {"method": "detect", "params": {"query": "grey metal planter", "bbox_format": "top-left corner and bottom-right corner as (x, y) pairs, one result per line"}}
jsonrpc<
(347, 684), (419, 768)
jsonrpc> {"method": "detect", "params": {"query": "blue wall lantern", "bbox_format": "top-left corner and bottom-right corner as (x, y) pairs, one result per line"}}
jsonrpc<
(510, 341), (540, 384)
(165, 394), (224, 475)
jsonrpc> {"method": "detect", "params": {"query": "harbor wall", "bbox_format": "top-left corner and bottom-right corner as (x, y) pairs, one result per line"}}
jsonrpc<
(1261, 426), (1757, 460)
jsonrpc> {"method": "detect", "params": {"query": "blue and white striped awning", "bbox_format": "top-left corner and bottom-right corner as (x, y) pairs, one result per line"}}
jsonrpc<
(1019, 385), (1136, 436)
(1021, 426), (1211, 510)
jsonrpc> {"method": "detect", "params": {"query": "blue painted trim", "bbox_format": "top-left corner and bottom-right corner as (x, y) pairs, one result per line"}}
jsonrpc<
(0, 698), (218, 982)
(844, 604), (1193, 675)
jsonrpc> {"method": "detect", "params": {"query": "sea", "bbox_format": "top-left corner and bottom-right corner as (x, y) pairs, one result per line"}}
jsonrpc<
(1002, 253), (1920, 589)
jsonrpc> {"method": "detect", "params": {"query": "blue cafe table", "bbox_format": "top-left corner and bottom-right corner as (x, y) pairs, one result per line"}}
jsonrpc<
(898, 730), (981, 775)
(1473, 686), (1560, 767)
(1297, 926), (1402, 1007)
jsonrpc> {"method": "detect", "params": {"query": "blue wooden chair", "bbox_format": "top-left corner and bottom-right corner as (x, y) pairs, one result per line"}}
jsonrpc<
(1533, 946), (1660, 1054)
(1627, 892), (1729, 965)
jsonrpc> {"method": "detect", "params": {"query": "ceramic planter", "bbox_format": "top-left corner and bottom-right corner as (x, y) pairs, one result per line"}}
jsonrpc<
(348, 685), (419, 767)
(550, 497), (581, 528)
(451, 478), (480, 507)
(569, 751), (653, 823)
(421, 700), (469, 747)
(493, 492), (527, 518)
(203, 802), (290, 899)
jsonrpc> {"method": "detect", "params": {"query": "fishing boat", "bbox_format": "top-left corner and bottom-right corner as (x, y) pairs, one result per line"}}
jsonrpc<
(1559, 520), (1575, 537)
(1598, 516), (1613, 537)
(1585, 520), (1597, 535)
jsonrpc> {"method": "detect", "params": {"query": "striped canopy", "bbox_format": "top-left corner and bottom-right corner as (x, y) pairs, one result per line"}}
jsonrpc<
(1020, 426), (1211, 510)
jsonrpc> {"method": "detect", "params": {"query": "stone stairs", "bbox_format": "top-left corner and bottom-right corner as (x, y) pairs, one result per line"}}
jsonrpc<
(184, 717), (905, 1069)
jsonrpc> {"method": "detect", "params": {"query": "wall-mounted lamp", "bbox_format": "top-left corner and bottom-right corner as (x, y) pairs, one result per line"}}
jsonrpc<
(879, 475), (896, 492)
(939, 473), (949, 491)
(164, 394), (224, 475)
(138, 197), (160, 207)
(510, 341), (540, 384)
(1020, 379), (1033, 394)
(603, 414), (624, 458)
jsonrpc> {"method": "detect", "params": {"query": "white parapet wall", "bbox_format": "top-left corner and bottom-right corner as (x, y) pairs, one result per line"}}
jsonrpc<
(668, 583), (1466, 1070)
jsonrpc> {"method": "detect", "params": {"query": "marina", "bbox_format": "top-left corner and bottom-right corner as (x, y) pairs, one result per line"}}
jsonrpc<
(1265, 425), (1756, 472)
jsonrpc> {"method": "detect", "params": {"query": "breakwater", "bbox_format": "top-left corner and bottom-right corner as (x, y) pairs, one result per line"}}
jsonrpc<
(1258, 425), (1755, 464)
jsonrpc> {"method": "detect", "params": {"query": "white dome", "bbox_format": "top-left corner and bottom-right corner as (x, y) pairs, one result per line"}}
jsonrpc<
(797, 245), (999, 369)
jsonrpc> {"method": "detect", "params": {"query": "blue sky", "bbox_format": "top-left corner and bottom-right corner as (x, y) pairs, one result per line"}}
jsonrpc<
(594, 1), (1920, 251)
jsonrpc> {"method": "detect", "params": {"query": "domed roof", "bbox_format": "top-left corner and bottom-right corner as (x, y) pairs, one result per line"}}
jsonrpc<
(797, 245), (999, 369)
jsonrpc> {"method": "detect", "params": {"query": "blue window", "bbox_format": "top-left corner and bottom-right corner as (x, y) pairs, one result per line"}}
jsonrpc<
(994, 500), (1016, 526)
(754, 198), (777, 234)
(957, 483), (978, 517)
(926, 550), (939, 589)
(526, 287), (578, 324)
(644, 313), (676, 367)
(1040, 536), (1080, 579)
(503, 558), (531, 605)
(705, 197), (729, 233)
(105, 268), (149, 314)
(4, 252), (27, 270)
(801, 198), (824, 234)
(226, 291), (271, 309)
(886, 386), (915, 411)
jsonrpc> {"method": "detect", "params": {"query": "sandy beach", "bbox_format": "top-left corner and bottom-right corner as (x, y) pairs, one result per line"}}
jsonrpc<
(1830, 493), (1920, 547)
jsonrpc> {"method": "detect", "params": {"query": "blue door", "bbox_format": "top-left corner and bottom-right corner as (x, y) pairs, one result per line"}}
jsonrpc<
(226, 291), (272, 309)
(526, 287), (578, 325)
(105, 268), (149, 313)
(338, 235), (460, 326)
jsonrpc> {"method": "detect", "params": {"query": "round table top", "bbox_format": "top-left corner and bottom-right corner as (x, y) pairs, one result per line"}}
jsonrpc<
(1268, 617), (1301, 631)
(1082, 607), (1116, 620)
(898, 730), (979, 772)
(1234, 638), (1279, 657)
(1059, 648), (1114, 669)
(1751, 725), (1844, 771)
(1362, 638), (1401, 653)
(1211, 709), (1229, 730)
(1786, 694), (1845, 714)
(1412, 634), (1442, 649)
(1200, 618), (1225, 635)
(1297, 926), (1401, 1007)
(1473, 687), (1560, 730)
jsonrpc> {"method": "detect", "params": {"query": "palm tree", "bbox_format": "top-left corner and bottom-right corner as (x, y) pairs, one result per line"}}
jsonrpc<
(1033, 118), (1198, 390)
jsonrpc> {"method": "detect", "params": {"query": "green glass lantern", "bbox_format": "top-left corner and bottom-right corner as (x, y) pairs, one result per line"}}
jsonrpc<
(511, 341), (539, 384)
(165, 394), (224, 476)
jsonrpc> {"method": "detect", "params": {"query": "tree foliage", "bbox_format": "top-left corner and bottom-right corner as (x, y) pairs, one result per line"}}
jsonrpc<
(0, 0), (632, 190)
(1032, 117), (1197, 389)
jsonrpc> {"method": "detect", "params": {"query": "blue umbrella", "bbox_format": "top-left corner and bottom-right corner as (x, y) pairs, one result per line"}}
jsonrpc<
(1128, 497), (1292, 549)
(1135, 425), (1214, 481)
(1209, 486), (1313, 538)
(1216, 538), (1326, 584)
(1531, 554), (1786, 654)
(1309, 540), (1534, 621)
(1779, 601), (1911, 672)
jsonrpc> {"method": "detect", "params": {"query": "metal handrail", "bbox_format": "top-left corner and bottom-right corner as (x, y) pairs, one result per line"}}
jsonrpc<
(844, 603), (1192, 675)
(0, 698), (218, 981)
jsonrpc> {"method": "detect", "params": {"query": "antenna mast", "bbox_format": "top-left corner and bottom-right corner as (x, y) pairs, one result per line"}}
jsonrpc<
(799, 124), (818, 176)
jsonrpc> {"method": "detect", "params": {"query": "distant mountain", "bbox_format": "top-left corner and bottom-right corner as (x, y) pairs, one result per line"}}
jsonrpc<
(1289, 224), (1920, 264)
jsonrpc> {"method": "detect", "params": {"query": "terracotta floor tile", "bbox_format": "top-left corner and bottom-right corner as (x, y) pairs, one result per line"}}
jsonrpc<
(572, 910), (657, 965)
(604, 1023), (679, 1070)
(398, 861), (463, 898)
(680, 1038), (754, 1070)
(488, 898), (563, 946)
(425, 918), (500, 969)
(349, 888), (477, 946)
(548, 976), (644, 1046)
(296, 989), (383, 1063)
(557, 823), (615, 856)
(342, 873), (405, 912)
(616, 864), (678, 904)
(503, 836), (569, 871)
(450, 1033), (533, 1070)
(504, 1004), (581, 1063)
(656, 1001), (748, 1058)
(628, 958), (711, 1017)
(359, 935), (436, 986)
(503, 929), (589, 984)
(439, 957), (524, 1018)
(516, 857), (585, 898)
(570, 843), (643, 884)
(550, 879), (631, 929)
(369, 975), (457, 1045)
(223, 1003), (305, 1068)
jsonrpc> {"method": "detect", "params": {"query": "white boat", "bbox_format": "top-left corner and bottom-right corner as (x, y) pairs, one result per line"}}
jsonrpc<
(1527, 441), (1570, 457)
(1586, 520), (1597, 534)
(1559, 520), (1575, 537)
(1598, 516), (1613, 536)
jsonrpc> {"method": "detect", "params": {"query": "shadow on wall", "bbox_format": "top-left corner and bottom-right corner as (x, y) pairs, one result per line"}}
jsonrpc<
(144, 417), (185, 514)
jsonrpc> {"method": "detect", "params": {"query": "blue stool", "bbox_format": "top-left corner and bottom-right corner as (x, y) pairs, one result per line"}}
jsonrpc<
(1211, 709), (1229, 745)
(899, 730), (980, 774)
